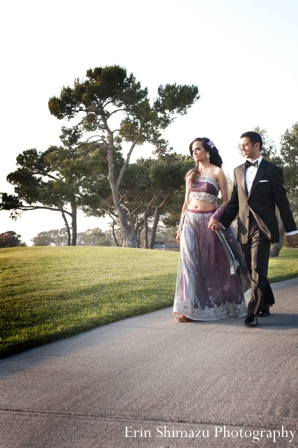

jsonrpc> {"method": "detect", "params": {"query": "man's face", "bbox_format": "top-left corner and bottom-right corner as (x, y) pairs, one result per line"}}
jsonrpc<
(240, 137), (260, 160)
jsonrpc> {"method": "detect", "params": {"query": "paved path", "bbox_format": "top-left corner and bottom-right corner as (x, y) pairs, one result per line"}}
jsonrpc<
(1, 278), (298, 448)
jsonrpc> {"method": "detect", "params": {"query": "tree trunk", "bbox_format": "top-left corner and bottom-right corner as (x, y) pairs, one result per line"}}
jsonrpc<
(149, 207), (161, 249)
(60, 207), (71, 246)
(143, 210), (149, 248)
(106, 144), (137, 247)
(111, 219), (120, 247)
(136, 228), (141, 248)
(149, 194), (173, 249)
(119, 210), (137, 247)
(71, 201), (77, 246)
(270, 215), (285, 257)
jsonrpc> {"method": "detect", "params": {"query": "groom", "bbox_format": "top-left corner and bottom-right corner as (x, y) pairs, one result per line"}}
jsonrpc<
(214, 131), (297, 327)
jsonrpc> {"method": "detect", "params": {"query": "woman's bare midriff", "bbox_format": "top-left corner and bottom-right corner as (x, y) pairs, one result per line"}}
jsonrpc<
(187, 199), (216, 212)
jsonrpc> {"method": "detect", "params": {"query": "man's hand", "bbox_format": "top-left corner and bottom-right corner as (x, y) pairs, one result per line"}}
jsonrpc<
(208, 218), (223, 231)
(287, 234), (297, 247)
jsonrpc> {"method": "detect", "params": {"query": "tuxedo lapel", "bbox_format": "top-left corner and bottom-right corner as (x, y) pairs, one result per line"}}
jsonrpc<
(239, 164), (247, 196)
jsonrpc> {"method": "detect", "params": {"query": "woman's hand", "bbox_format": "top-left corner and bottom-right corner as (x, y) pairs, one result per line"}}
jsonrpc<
(208, 218), (223, 231)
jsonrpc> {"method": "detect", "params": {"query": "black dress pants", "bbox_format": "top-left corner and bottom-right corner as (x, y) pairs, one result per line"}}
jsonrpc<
(241, 214), (275, 316)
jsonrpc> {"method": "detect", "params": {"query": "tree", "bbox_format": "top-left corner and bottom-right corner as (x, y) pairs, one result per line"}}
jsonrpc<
(280, 122), (298, 216)
(274, 122), (298, 254)
(31, 228), (69, 246)
(48, 65), (200, 247)
(116, 153), (194, 248)
(1, 126), (112, 245)
(0, 231), (25, 248)
(76, 228), (113, 246)
(98, 154), (194, 248)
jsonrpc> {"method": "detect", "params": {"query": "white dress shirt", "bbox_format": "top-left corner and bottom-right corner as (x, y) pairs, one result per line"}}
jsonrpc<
(245, 155), (262, 194)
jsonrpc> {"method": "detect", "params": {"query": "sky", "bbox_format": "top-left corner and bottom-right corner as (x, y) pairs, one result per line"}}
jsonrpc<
(1, 0), (298, 245)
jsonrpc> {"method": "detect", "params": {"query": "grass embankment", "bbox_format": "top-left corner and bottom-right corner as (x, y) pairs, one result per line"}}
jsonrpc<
(0, 246), (179, 357)
(0, 246), (297, 358)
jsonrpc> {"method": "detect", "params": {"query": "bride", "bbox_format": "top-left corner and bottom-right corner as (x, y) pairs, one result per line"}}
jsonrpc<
(173, 137), (249, 322)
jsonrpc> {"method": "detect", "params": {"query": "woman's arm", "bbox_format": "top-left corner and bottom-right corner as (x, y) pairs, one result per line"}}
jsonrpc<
(208, 168), (228, 229)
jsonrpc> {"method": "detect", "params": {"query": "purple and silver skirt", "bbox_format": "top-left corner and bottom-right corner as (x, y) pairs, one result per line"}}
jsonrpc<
(173, 210), (249, 321)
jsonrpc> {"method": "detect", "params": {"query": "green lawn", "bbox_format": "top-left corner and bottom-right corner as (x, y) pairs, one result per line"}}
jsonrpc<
(269, 247), (298, 281)
(0, 245), (297, 357)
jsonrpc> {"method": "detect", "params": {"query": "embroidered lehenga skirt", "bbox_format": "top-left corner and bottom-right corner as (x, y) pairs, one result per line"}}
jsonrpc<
(173, 210), (249, 321)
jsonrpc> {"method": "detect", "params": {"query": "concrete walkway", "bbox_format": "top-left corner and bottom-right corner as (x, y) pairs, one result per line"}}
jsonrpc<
(0, 278), (298, 448)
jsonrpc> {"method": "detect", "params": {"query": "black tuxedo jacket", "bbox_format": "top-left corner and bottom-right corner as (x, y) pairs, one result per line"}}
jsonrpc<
(221, 159), (297, 244)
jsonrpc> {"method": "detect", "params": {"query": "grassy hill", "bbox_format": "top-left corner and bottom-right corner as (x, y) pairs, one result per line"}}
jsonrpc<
(1, 246), (297, 357)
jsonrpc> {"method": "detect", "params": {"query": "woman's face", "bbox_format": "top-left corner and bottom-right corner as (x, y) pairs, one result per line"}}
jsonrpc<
(192, 140), (208, 162)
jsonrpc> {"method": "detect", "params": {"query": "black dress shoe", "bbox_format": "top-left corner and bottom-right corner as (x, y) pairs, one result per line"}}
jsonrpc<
(258, 307), (270, 317)
(243, 315), (258, 327)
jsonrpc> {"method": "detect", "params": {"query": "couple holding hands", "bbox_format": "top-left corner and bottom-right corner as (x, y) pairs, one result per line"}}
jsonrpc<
(174, 131), (297, 327)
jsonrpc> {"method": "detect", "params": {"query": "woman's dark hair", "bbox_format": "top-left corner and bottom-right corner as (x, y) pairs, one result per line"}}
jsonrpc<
(187, 137), (223, 184)
(240, 131), (263, 150)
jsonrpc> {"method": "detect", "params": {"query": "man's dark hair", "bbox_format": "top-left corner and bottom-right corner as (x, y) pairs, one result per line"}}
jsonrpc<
(240, 131), (263, 150)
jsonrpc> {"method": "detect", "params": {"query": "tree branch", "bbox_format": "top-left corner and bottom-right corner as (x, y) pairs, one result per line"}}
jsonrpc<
(116, 142), (137, 188)
(8, 204), (72, 216)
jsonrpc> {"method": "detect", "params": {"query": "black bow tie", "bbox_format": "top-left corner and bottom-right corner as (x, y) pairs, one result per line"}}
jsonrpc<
(245, 160), (258, 168)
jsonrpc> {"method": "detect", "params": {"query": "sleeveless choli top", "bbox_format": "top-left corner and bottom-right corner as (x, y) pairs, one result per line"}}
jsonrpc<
(188, 176), (219, 204)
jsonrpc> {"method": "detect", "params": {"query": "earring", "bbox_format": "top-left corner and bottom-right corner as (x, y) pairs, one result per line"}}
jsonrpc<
(206, 153), (210, 161)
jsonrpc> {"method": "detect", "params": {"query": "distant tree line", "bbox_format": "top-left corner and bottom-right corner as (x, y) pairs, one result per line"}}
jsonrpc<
(31, 227), (113, 246)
